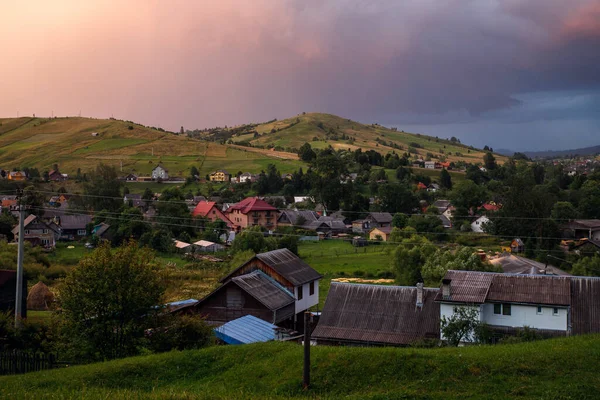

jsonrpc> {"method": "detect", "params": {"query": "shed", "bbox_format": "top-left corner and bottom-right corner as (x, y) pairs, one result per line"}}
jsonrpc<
(193, 240), (225, 253)
(214, 315), (278, 345)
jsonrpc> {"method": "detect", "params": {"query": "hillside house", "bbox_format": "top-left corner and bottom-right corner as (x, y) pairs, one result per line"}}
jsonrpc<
(0, 270), (27, 319)
(510, 238), (525, 253)
(124, 173), (138, 181)
(194, 249), (322, 327)
(8, 171), (27, 181)
(436, 270), (600, 341)
(92, 222), (112, 241)
(438, 214), (452, 229)
(562, 220), (600, 241)
(312, 282), (439, 346)
(151, 164), (169, 180)
(277, 210), (320, 229)
(424, 161), (436, 169)
(226, 197), (278, 230)
(209, 170), (231, 182)
(362, 212), (393, 231)
(124, 194), (144, 209)
(471, 215), (490, 233)
(432, 200), (455, 220)
(192, 201), (233, 228)
(369, 226), (392, 242)
(48, 169), (67, 181)
(193, 240), (225, 253)
(352, 219), (369, 234)
(236, 172), (256, 184)
(57, 214), (92, 241)
(305, 216), (348, 234)
(12, 215), (59, 248)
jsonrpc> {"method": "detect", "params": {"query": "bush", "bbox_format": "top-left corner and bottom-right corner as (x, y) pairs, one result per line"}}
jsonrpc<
(147, 314), (213, 352)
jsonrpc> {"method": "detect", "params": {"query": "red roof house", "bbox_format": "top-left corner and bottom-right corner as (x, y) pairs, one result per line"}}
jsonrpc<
(226, 197), (279, 230)
(192, 201), (233, 228)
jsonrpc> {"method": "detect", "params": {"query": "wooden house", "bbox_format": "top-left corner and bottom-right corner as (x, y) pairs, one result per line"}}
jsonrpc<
(12, 215), (60, 248)
(369, 226), (392, 242)
(510, 238), (525, 253)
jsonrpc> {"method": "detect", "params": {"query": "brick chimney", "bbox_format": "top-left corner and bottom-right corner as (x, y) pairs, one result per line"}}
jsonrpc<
(416, 282), (424, 307)
(442, 278), (451, 300)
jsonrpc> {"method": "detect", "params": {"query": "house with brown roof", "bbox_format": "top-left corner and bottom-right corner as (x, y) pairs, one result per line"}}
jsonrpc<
(192, 201), (233, 228)
(48, 169), (67, 181)
(277, 210), (320, 229)
(226, 197), (278, 230)
(194, 249), (322, 327)
(209, 170), (231, 182)
(12, 215), (60, 248)
(562, 219), (600, 241)
(8, 171), (27, 181)
(312, 282), (440, 346)
(436, 270), (600, 341)
(369, 226), (393, 241)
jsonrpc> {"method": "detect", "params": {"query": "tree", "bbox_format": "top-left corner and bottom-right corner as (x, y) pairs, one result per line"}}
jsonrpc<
(298, 143), (316, 162)
(551, 201), (577, 222)
(440, 168), (452, 190)
(0, 210), (17, 241)
(450, 180), (488, 212)
(392, 213), (408, 229)
(190, 166), (199, 178)
(572, 255), (600, 277)
(59, 242), (166, 361)
(483, 152), (497, 170)
(83, 164), (123, 212)
(421, 247), (501, 284)
(377, 183), (419, 214)
(441, 307), (490, 346)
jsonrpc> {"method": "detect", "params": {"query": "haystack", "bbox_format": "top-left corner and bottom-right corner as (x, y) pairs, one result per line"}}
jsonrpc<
(27, 281), (55, 311)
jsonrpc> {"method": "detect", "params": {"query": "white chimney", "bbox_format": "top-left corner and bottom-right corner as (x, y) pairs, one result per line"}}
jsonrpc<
(442, 278), (451, 299)
(416, 282), (424, 307)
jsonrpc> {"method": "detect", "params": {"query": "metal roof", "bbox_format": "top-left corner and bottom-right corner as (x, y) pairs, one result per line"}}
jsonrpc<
(435, 270), (494, 303)
(59, 214), (92, 230)
(312, 282), (440, 345)
(487, 274), (571, 306)
(489, 254), (570, 276)
(214, 315), (277, 345)
(232, 270), (295, 310)
(570, 277), (600, 335)
(255, 248), (322, 286)
(366, 212), (393, 224)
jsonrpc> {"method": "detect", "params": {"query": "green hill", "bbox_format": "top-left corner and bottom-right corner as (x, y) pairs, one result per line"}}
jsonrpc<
(0, 117), (304, 177)
(230, 112), (505, 164)
(1, 335), (598, 399)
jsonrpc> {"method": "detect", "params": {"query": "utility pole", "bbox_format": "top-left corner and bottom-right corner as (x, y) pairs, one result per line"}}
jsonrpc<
(15, 190), (26, 328)
(303, 311), (311, 389)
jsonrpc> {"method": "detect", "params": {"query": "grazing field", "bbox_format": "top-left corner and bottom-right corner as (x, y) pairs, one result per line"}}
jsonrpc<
(1, 335), (599, 399)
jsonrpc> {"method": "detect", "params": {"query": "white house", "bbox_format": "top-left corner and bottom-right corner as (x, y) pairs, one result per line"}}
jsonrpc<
(151, 164), (169, 180)
(437, 271), (573, 342)
(424, 161), (436, 169)
(239, 172), (255, 184)
(471, 215), (490, 233)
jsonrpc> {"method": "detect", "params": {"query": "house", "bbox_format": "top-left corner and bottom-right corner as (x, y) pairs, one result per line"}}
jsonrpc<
(226, 197), (278, 230)
(124, 173), (138, 181)
(92, 222), (112, 241)
(277, 210), (320, 229)
(489, 253), (570, 276)
(510, 238), (525, 253)
(432, 200), (453, 217)
(438, 214), (452, 229)
(570, 239), (600, 257)
(471, 215), (490, 233)
(209, 170), (231, 182)
(481, 202), (500, 212)
(293, 196), (313, 204)
(237, 172), (256, 184)
(562, 220), (600, 241)
(8, 171), (27, 181)
(124, 193), (144, 209)
(436, 270), (600, 341)
(281, 173), (293, 181)
(352, 219), (369, 234)
(192, 201), (234, 228)
(0, 270), (27, 319)
(12, 215), (59, 248)
(57, 214), (92, 240)
(424, 161), (436, 169)
(193, 240), (226, 253)
(305, 216), (348, 234)
(1, 195), (18, 212)
(369, 226), (392, 241)
(363, 212), (393, 230)
(194, 249), (322, 326)
(151, 164), (169, 180)
(48, 169), (66, 181)
(417, 182), (428, 190)
(312, 282), (439, 346)
(174, 240), (192, 253)
(427, 183), (440, 192)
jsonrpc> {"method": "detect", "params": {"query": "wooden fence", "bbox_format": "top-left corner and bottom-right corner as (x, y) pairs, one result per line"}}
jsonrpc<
(0, 350), (59, 375)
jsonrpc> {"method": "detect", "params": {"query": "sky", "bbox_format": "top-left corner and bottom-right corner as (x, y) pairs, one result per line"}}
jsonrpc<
(1, 0), (599, 151)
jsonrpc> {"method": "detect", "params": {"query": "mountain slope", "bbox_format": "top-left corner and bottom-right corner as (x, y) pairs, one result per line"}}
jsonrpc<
(1, 335), (599, 399)
(231, 113), (505, 164)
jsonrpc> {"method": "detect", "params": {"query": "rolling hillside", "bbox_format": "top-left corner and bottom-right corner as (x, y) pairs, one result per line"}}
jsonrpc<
(230, 113), (506, 164)
(1, 335), (599, 399)
(0, 117), (303, 177)
(0, 113), (503, 178)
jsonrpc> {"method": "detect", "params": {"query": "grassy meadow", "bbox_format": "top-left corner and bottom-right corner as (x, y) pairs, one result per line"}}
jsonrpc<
(1, 335), (599, 399)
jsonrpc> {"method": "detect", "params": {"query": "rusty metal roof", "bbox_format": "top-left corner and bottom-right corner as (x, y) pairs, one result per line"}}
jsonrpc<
(255, 248), (322, 286)
(312, 282), (440, 345)
(435, 270), (494, 303)
(232, 270), (294, 311)
(487, 274), (571, 306)
(570, 277), (600, 335)
(489, 254), (570, 276)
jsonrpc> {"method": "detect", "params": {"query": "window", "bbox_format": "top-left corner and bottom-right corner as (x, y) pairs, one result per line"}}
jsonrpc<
(77, 229), (87, 236)
(502, 303), (511, 316)
(309, 281), (315, 296)
(297, 286), (303, 301)
(553, 307), (559, 316)
(494, 304), (501, 315)
(537, 306), (543, 315)
(43, 229), (48, 234)
(24, 230), (30, 235)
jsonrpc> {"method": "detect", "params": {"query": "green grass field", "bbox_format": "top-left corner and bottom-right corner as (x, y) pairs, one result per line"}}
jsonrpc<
(2, 335), (599, 399)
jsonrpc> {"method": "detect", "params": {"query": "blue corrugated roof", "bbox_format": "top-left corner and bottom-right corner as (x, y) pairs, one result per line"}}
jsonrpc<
(214, 315), (277, 345)
(166, 299), (198, 307)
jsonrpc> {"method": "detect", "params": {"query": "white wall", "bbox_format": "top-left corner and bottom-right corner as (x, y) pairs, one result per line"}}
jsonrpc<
(480, 303), (567, 331)
(295, 280), (319, 314)
(440, 303), (481, 342)
(471, 216), (489, 233)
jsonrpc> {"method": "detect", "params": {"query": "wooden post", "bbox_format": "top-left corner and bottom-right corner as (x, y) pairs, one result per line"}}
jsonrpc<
(303, 311), (311, 389)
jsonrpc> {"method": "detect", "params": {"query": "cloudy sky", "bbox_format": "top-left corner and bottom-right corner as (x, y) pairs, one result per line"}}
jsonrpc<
(1, 0), (599, 151)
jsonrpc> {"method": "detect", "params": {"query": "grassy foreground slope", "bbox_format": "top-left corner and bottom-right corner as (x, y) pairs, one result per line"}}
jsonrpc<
(0, 117), (303, 177)
(234, 112), (506, 165)
(2, 336), (599, 399)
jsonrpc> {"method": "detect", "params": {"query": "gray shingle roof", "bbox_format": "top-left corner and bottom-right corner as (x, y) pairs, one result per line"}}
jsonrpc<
(312, 282), (440, 345)
(232, 270), (294, 310)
